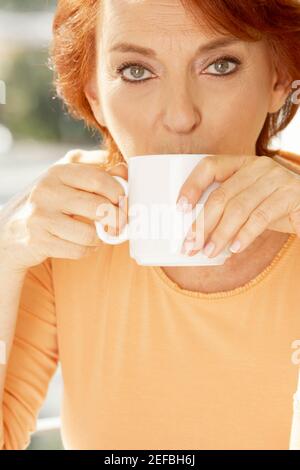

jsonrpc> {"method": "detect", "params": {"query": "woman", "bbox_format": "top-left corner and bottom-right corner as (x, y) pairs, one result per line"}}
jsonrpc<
(1, 0), (300, 450)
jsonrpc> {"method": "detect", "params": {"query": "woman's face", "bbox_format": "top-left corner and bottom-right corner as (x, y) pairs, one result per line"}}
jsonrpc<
(85, 0), (290, 161)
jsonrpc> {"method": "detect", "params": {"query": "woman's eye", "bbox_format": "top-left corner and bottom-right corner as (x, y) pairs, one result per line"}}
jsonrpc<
(117, 63), (153, 84)
(116, 57), (240, 84)
(203, 57), (241, 76)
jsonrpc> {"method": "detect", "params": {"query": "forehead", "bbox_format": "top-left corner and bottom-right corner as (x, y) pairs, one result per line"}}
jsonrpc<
(99, 0), (214, 39)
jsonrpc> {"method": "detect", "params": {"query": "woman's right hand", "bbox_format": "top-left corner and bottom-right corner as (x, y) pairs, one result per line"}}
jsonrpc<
(0, 156), (128, 272)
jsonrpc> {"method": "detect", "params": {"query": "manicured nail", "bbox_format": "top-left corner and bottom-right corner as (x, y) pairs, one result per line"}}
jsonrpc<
(229, 240), (241, 253)
(203, 241), (215, 257)
(176, 196), (193, 212)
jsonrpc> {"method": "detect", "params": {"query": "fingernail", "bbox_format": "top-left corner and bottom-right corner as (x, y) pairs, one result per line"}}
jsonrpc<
(229, 240), (241, 253)
(203, 241), (215, 257)
(176, 196), (193, 212)
(181, 238), (194, 255)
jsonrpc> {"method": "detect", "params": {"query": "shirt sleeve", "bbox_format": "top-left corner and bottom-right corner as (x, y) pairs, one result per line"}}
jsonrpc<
(0, 258), (59, 450)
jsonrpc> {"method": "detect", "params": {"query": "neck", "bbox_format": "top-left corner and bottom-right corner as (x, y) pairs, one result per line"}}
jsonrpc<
(161, 230), (291, 293)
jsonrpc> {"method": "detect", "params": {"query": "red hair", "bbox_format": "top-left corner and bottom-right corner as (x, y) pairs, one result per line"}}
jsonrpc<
(49, 0), (300, 167)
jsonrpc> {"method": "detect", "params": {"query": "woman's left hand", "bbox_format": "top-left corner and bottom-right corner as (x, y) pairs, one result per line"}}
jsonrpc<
(176, 154), (300, 258)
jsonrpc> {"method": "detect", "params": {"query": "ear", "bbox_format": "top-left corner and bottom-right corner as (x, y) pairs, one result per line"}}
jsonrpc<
(268, 66), (293, 114)
(84, 72), (106, 128)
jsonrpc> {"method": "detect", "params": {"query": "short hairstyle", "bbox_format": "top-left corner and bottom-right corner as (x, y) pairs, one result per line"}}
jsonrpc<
(50, 0), (300, 167)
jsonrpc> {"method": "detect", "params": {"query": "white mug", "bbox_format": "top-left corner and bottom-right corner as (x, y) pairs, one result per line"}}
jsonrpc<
(95, 154), (233, 266)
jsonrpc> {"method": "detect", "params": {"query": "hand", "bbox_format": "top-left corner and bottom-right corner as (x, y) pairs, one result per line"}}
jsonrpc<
(0, 151), (128, 271)
(176, 154), (300, 258)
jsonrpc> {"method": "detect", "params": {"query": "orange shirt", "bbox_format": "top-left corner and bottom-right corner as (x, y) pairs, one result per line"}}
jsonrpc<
(1, 150), (300, 450)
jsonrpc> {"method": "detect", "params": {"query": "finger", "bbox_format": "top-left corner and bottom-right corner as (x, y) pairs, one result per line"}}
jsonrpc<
(218, 187), (295, 255)
(186, 156), (274, 251)
(95, 200), (127, 236)
(195, 165), (291, 257)
(54, 162), (127, 205)
(44, 212), (103, 247)
(68, 213), (125, 237)
(94, 163), (128, 232)
(176, 154), (253, 211)
(288, 210), (300, 237)
(58, 184), (124, 228)
(58, 148), (107, 165)
(181, 157), (274, 254)
(44, 232), (98, 260)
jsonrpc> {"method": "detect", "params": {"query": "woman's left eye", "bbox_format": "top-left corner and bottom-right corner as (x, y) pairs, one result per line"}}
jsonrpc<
(203, 56), (241, 76)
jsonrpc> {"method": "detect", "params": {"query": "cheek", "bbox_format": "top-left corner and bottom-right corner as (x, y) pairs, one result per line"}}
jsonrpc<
(101, 81), (158, 147)
(209, 80), (269, 141)
(99, 84), (154, 156)
(201, 80), (270, 152)
(102, 85), (146, 132)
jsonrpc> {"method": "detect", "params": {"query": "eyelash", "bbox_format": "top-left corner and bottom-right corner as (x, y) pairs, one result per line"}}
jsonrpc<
(116, 55), (242, 85)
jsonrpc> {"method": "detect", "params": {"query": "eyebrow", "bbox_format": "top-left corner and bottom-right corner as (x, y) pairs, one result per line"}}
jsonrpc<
(109, 37), (243, 58)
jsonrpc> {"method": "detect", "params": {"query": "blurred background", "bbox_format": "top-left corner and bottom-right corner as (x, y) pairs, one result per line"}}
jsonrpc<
(0, 0), (101, 208)
(0, 0), (300, 451)
(0, 0), (103, 451)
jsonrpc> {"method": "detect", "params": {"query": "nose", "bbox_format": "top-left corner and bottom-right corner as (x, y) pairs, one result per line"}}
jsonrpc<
(162, 80), (201, 135)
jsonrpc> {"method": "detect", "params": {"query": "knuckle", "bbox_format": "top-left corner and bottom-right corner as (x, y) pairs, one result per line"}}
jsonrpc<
(257, 155), (273, 168)
(249, 208), (269, 228)
(269, 165), (284, 179)
(29, 180), (54, 206)
(214, 219), (234, 239)
(30, 204), (44, 221)
(226, 198), (247, 217)
(61, 149), (83, 164)
(209, 187), (227, 206)
(47, 164), (62, 178)
(54, 160), (70, 171)
(202, 156), (215, 169)
(28, 185), (41, 203)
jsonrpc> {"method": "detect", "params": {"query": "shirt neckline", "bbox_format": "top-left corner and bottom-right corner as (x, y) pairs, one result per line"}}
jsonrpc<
(150, 233), (297, 300)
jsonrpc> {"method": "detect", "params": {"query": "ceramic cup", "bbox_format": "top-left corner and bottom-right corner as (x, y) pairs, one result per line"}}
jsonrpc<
(95, 154), (232, 266)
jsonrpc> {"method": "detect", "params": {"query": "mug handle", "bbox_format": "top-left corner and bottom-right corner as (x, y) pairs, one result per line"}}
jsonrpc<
(95, 176), (129, 245)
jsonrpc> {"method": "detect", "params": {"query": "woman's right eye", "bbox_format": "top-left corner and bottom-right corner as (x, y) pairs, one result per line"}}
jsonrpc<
(116, 62), (154, 84)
